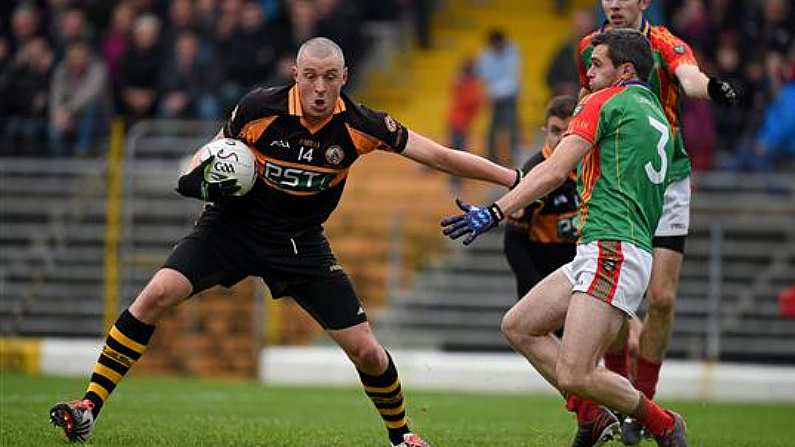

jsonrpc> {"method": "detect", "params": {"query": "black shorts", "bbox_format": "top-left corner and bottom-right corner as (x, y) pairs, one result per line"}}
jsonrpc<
(652, 235), (687, 254)
(504, 227), (576, 299)
(163, 221), (367, 330)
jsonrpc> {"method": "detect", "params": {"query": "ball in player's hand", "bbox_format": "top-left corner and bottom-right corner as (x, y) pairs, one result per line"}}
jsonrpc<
(202, 138), (258, 196)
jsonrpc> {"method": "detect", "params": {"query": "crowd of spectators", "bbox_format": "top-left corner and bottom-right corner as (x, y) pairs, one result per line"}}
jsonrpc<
(547, 0), (795, 172)
(0, 0), (403, 158)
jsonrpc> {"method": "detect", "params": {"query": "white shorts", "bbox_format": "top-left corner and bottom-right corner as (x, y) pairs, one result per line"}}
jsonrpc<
(654, 177), (691, 237)
(560, 240), (653, 317)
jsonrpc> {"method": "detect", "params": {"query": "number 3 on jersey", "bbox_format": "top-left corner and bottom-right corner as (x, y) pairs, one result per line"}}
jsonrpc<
(645, 116), (669, 184)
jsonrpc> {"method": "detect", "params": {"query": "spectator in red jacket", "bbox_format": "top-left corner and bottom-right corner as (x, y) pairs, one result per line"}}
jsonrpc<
(447, 57), (484, 195)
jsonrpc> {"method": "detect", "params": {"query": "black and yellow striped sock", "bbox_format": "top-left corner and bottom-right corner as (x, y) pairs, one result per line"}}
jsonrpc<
(357, 351), (410, 446)
(83, 309), (155, 418)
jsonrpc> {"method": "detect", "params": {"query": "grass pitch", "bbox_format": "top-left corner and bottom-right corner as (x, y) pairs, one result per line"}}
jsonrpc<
(1, 372), (793, 446)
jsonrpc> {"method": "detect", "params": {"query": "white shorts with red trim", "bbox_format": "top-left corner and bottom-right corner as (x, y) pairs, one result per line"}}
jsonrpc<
(560, 240), (653, 317)
(654, 177), (691, 237)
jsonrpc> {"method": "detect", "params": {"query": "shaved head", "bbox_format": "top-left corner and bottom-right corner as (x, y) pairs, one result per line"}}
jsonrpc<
(292, 37), (348, 122)
(296, 37), (345, 67)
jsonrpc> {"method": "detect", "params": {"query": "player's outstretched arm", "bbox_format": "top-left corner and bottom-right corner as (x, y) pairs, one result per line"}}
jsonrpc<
(494, 134), (590, 216)
(676, 64), (737, 105)
(441, 134), (591, 245)
(401, 130), (521, 188)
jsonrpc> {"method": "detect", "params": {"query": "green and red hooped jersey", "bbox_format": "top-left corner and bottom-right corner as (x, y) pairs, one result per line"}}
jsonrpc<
(577, 18), (696, 183)
(565, 81), (674, 253)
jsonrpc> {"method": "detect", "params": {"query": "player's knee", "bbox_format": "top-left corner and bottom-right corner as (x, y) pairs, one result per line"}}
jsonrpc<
(647, 285), (675, 316)
(555, 363), (589, 396)
(346, 340), (385, 371)
(500, 309), (526, 344)
(132, 278), (185, 321)
(501, 308), (546, 345)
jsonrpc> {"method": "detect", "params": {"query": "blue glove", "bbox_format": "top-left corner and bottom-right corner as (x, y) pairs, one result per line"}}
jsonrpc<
(441, 198), (504, 245)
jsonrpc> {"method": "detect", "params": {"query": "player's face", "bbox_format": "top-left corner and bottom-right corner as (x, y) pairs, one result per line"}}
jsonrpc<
(602, 0), (650, 29)
(543, 116), (571, 150)
(587, 44), (622, 91)
(293, 54), (348, 120)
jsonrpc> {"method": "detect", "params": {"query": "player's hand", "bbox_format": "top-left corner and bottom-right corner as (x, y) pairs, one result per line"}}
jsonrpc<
(440, 198), (504, 246)
(176, 156), (241, 202)
(708, 76), (738, 106)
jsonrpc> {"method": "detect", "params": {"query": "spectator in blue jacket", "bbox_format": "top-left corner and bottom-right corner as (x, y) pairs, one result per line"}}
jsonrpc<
(755, 78), (795, 165)
(732, 65), (795, 172)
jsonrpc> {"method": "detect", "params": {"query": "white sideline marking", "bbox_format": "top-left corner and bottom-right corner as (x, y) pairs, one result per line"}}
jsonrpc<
(33, 340), (795, 402)
(259, 347), (795, 402)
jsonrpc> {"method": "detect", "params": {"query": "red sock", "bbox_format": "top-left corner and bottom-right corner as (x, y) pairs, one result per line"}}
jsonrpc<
(635, 356), (662, 399)
(565, 394), (601, 423)
(604, 346), (629, 378)
(633, 394), (674, 437)
(565, 394), (582, 413)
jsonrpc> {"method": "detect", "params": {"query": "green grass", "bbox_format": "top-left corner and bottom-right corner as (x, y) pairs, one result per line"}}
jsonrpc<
(2, 372), (794, 446)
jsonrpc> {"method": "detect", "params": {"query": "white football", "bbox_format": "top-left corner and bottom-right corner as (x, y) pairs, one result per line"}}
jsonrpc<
(202, 138), (258, 196)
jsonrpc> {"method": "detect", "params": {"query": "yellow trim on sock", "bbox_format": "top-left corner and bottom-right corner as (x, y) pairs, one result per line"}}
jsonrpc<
(87, 382), (110, 401)
(384, 418), (408, 429)
(364, 380), (400, 395)
(102, 346), (133, 368)
(109, 326), (146, 354)
(94, 363), (123, 384)
(378, 404), (406, 416)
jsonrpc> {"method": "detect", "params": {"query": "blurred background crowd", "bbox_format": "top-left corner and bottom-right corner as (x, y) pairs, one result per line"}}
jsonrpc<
(1, 0), (793, 172)
(0, 0), (418, 158)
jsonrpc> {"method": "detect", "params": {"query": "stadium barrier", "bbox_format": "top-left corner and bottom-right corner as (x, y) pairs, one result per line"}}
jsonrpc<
(3, 338), (794, 402)
(258, 347), (795, 402)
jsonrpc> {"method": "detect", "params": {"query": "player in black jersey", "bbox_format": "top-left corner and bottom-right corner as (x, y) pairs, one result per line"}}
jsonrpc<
(49, 37), (521, 447)
(503, 95), (579, 300)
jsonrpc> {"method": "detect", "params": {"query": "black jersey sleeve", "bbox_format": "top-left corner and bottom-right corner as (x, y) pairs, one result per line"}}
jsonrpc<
(513, 152), (546, 225)
(343, 99), (409, 154)
(521, 152), (544, 175)
(223, 86), (286, 140)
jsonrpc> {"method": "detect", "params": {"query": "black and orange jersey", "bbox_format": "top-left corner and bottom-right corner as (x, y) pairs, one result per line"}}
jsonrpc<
(203, 83), (408, 236)
(505, 146), (579, 244)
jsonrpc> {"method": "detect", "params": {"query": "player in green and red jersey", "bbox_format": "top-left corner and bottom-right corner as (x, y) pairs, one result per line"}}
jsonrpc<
(577, 3), (737, 443)
(442, 29), (687, 447)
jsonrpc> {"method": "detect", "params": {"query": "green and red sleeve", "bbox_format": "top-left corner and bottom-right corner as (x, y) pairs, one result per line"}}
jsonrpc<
(565, 86), (623, 145)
